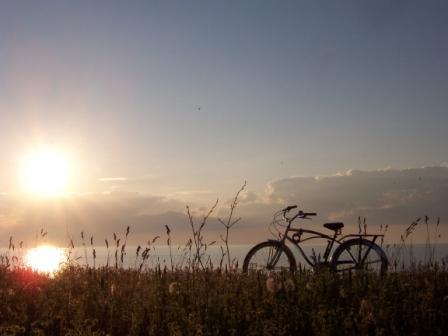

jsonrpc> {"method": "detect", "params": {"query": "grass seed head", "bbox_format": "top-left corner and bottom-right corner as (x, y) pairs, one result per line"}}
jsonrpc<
(266, 276), (281, 293)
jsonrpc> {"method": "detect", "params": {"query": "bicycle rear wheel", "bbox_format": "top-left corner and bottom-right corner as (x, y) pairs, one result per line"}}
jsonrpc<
(331, 239), (388, 275)
(242, 241), (296, 273)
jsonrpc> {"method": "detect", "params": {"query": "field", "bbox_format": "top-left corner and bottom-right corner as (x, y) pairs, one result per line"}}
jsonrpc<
(1, 264), (447, 336)
(1, 200), (447, 335)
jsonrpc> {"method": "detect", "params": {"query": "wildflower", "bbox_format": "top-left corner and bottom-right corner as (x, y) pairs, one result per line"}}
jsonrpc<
(168, 282), (179, 295)
(266, 276), (281, 293)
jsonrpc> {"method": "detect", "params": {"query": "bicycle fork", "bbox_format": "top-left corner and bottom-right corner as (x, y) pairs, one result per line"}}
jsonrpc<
(267, 244), (283, 269)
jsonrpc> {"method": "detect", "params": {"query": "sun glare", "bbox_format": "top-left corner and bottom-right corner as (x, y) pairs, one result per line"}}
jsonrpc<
(25, 245), (65, 274)
(20, 148), (70, 196)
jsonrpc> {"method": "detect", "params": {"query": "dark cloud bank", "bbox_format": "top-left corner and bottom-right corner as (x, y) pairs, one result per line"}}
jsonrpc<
(265, 166), (448, 228)
(1, 167), (447, 246)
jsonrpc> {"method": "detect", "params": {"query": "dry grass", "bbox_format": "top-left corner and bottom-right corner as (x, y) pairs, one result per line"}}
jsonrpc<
(0, 184), (447, 335)
(0, 266), (447, 335)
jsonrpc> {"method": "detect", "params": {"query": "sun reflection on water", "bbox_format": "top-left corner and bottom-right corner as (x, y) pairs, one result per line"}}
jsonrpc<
(25, 245), (65, 274)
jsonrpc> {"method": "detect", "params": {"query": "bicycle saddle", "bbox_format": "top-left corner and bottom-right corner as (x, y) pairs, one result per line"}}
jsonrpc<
(323, 222), (344, 231)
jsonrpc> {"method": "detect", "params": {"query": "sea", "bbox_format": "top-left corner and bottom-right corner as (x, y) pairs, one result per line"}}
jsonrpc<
(2, 243), (448, 270)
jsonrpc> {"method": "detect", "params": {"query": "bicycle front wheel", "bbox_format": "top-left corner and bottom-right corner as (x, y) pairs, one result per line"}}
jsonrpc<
(242, 241), (296, 273)
(331, 239), (388, 275)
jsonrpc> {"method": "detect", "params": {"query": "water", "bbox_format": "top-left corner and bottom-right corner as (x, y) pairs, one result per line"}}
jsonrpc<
(3, 243), (448, 270)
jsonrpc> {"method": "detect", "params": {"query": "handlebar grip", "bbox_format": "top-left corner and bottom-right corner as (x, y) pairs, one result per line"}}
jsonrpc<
(304, 212), (317, 216)
(283, 205), (298, 212)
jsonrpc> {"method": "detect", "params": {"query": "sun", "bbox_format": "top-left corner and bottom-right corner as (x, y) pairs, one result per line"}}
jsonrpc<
(25, 245), (65, 274)
(20, 148), (70, 196)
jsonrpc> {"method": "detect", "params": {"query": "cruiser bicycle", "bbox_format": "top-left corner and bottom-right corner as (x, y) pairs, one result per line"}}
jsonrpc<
(243, 205), (388, 274)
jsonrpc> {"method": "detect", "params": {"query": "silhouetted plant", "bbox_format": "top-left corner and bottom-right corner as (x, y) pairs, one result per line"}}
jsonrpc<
(218, 181), (246, 270)
(390, 217), (421, 269)
(186, 199), (218, 270)
(90, 236), (96, 268)
(165, 225), (174, 271)
(81, 231), (88, 267)
(120, 226), (130, 268)
(105, 239), (110, 267)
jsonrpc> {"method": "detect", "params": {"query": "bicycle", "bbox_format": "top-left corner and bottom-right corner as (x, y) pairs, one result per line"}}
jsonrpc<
(242, 205), (388, 274)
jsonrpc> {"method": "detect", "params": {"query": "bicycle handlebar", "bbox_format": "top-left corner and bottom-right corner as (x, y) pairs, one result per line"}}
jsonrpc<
(281, 205), (317, 221)
(282, 205), (297, 212)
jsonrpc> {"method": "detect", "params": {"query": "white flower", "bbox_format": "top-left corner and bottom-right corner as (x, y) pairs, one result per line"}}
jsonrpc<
(168, 282), (179, 295)
(266, 276), (281, 293)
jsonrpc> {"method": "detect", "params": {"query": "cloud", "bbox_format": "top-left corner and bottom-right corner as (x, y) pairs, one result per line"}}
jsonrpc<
(1, 166), (447, 246)
(237, 190), (259, 204)
(220, 190), (258, 208)
(97, 174), (160, 193)
(171, 190), (212, 197)
(99, 177), (128, 182)
(0, 192), (189, 246)
(263, 166), (448, 228)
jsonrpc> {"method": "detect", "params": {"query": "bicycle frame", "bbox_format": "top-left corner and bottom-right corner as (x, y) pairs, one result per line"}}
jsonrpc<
(278, 225), (383, 268)
(243, 207), (388, 274)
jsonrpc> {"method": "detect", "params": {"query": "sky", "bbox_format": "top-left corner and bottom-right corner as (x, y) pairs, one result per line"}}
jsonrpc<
(0, 1), (447, 245)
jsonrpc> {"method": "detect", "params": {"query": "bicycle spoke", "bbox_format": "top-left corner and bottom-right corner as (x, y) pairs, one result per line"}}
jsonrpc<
(346, 246), (373, 265)
(343, 248), (358, 264)
(333, 239), (387, 275)
(243, 242), (295, 272)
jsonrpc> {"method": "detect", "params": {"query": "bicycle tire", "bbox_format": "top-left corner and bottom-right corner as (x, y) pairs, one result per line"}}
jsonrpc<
(331, 238), (388, 275)
(242, 241), (296, 273)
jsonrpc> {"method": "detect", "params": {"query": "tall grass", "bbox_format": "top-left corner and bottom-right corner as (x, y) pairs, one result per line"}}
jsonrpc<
(0, 266), (447, 335)
(218, 181), (246, 270)
(0, 184), (447, 335)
